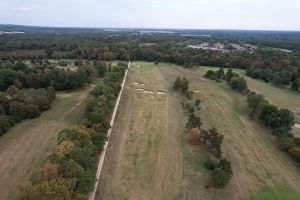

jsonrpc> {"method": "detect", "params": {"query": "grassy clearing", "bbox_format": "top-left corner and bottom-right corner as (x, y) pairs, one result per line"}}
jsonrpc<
(0, 86), (92, 200)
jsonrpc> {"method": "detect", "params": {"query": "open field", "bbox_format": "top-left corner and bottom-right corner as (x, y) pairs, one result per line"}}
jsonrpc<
(96, 62), (300, 200)
(0, 86), (92, 200)
(200, 66), (300, 136)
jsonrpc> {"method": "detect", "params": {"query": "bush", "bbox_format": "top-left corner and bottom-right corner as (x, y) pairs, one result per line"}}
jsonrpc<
(212, 158), (233, 187)
(212, 167), (231, 187)
(204, 159), (217, 170)
(230, 77), (248, 93)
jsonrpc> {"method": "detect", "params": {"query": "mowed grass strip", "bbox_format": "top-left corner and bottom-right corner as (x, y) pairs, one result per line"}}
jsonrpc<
(199, 66), (300, 121)
(0, 86), (91, 200)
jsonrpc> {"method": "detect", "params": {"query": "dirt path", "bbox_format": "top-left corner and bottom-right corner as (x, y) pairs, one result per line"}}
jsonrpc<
(0, 87), (91, 200)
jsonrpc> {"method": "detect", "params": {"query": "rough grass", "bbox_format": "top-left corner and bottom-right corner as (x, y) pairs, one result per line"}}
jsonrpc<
(199, 66), (300, 121)
(96, 62), (300, 200)
(0, 86), (92, 200)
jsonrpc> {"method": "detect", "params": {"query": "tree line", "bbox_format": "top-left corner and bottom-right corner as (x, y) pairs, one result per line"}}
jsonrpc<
(1, 32), (299, 95)
(17, 62), (128, 199)
(173, 77), (233, 187)
(0, 86), (55, 136)
(205, 67), (249, 94)
(204, 67), (300, 165)
(247, 92), (299, 164)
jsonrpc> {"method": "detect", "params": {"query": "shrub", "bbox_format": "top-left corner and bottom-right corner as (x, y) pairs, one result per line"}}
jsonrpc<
(204, 159), (217, 170)
(187, 128), (201, 145)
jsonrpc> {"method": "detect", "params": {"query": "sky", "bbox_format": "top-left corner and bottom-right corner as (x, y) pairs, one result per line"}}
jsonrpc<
(0, 0), (300, 30)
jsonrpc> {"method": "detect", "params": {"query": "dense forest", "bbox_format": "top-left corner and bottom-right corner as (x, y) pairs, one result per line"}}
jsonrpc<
(1, 27), (300, 92)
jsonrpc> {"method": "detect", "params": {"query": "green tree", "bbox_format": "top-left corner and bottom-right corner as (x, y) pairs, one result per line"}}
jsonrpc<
(276, 109), (295, 130)
(247, 92), (266, 117)
(291, 79), (299, 91)
(62, 159), (84, 179)
(186, 114), (202, 129)
(173, 77), (182, 90)
(76, 170), (95, 194)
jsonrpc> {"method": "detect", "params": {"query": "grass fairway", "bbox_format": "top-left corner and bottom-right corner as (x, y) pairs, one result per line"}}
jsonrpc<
(249, 186), (300, 200)
(0, 86), (92, 200)
(96, 62), (300, 200)
(199, 66), (300, 121)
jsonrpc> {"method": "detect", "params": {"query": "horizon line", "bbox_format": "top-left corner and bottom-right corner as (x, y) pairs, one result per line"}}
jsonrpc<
(1, 23), (300, 32)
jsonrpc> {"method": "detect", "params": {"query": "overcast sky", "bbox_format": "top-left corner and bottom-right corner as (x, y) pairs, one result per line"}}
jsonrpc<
(0, 0), (299, 30)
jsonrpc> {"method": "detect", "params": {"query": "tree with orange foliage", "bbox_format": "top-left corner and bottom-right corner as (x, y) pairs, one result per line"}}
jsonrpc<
(187, 128), (201, 145)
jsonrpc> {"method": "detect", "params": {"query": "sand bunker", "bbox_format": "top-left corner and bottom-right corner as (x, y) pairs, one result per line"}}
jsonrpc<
(295, 123), (300, 129)
(133, 82), (145, 86)
(144, 90), (154, 94)
(157, 91), (167, 95)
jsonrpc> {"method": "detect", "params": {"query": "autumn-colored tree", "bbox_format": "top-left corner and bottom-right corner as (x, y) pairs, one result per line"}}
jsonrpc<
(55, 140), (75, 159)
(41, 163), (62, 181)
(36, 178), (74, 200)
(187, 128), (201, 145)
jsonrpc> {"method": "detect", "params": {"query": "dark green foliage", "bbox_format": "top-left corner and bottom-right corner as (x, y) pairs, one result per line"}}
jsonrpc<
(94, 62), (107, 78)
(201, 128), (224, 158)
(212, 158), (233, 187)
(186, 114), (202, 129)
(92, 132), (107, 152)
(173, 77), (182, 90)
(26, 104), (41, 118)
(247, 92), (298, 163)
(62, 159), (84, 179)
(68, 146), (96, 171)
(173, 76), (189, 93)
(208, 128), (224, 158)
(0, 115), (10, 135)
(247, 92), (266, 117)
(205, 70), (215, 79)
(225, 68), (234, 83)
(76, 170), (95, 194)
(210, 159), (233, 187)
(204, 159), (217, 170)
(230, 77), (248, 93)
(195, 98), (201, 106)
(291, 79), (299, 91)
